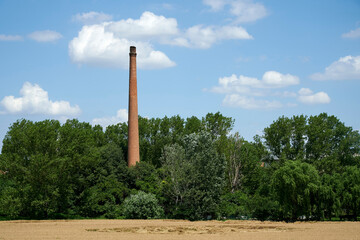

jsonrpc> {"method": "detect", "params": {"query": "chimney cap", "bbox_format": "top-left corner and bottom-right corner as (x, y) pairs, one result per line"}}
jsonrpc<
(130, 46), (136, 53)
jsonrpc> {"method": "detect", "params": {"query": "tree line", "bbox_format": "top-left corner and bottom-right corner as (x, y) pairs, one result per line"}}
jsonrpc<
(0, 112), (359, 221)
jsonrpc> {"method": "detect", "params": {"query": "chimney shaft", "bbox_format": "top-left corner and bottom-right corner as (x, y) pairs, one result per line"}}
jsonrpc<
(128, 46), (140, 167)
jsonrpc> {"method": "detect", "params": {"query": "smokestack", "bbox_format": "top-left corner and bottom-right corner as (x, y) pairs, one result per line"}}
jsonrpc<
(128, 46), (140, 167)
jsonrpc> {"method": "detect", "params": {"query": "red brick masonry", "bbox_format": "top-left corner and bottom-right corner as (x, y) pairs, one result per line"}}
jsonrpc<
(127, 46), (140, 167)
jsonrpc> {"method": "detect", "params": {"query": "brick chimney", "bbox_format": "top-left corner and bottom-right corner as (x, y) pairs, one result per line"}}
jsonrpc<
(128, 46), (140, 167)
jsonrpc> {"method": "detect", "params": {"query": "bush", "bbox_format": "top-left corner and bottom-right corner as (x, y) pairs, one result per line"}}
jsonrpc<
(219, 191), (250, 219)
(122, 191), (163, 219)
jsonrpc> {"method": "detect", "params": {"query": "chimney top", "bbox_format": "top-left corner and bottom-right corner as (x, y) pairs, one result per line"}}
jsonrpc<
(130, 46), (136, 54)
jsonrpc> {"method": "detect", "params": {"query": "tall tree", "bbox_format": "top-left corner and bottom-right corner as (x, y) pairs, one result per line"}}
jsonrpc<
(161, 132), (226, 220)
(306, 113), (360, 174)
(339, 166), (360, 219)
(224, 133), (261, 193)
(264, 115), (307, 163)
(202, 112), (234, 139)
(0, 119), (62, 218)
(264, 113), (360, 174)
(271, 160), (320, 221)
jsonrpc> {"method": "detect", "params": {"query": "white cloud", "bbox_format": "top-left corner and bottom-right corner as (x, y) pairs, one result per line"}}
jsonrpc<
(174, 25), (252, 49)
(230, 0), (267, 23)
(311, 55), (360, 80)
(273, 91), (297, 98)
(73, 11), (112, 25)
(211, 71), (299, 94)
(298, 88), (313, 96)
(223, 94), (282, 109)
(297, 88), (330, 104)
(208, 71), (329, 109)
(69, 11), (253, 68)
(106, 11), (179, 41)
(28, 30), (62, 42)
(203, 0), (227, 11)
(203, 0), (267, 23)
(0, 82), (81, 117)
(208, 71), (299, 109)
(262, 71), (299, 88)
(92, 109), (128, 128)
(69, 23), (176, 69)
(342, 27), (360, 39)
(0, 34), (23, 41)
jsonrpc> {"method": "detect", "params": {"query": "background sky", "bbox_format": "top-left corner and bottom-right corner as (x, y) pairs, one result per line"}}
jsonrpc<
(1, 0), (360, 150)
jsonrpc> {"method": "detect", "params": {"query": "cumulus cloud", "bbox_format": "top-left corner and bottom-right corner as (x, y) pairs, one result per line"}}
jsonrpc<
(173, 25), (252, 49)
(106, 11), (179, 41)
(73, 11), (112, 25)
(208, 71), (330, 109)
(208, 71), (299, 109)
(28, 30), (63, 42)
(230, 0), (267, 23)
(69, 23), (176, 69)
(92, 109), (128, 128)
(69, 11), (254, 68)
(310, 55), (360, 80)
(210, 71), (299, 94)
(297, 88), (330, 104)
(0, 34), (23, 41)
(203, 0), (267, 23)
(223, 94), (282, 109)
(0, 82), (81, 117)
(342, 27), (360, 39)
(106, 11), (249, 49)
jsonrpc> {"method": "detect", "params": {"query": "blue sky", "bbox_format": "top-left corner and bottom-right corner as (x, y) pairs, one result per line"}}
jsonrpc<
(1, 0), (360, 150)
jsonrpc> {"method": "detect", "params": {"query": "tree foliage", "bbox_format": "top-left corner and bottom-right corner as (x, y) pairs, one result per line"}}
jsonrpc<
(122, 191), (163, 219)
(0, 112), (359, 221)
(161, 131), (225, 220)
(271, 160), (320, 220)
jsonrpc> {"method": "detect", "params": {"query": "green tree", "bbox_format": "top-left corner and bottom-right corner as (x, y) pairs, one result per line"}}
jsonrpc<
(316, 173), (342, 220)
(161, 132), (226, 220)
(81, 142), (130, 218)
(219, 191), (250, 219)
(264, 113), (360, 174)
(271, 160), (320, 221)
(264, 115), (307, 163)
(128, 161), (162, 196)
(339, 166), (360, 219)
(104, 122), (128, 161)
(202, 112), (234, 139)
(306, 113), (360, 174)
(0, 119), (63, 218)
(83, 175), (127, 218)
(184, 116), (202, 135)
(161, 143), (191, 215)
(223, 133), (262, 193)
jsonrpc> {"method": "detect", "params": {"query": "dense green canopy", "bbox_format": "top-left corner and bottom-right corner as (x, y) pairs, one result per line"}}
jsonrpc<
(0, 112), (359, 221)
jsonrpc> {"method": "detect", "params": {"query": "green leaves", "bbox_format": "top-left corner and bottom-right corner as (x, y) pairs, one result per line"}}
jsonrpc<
(264, 113), (360, 174)
(271, 160), (320, 220)
(0, 112), (358, 221)
(340, 166), (360, 219)
(161, 132), (225, 220)
(122, 191), (163, 219)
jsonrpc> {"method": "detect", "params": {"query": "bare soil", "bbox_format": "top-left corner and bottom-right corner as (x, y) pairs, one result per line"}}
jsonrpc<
(0, 219), (359, 240)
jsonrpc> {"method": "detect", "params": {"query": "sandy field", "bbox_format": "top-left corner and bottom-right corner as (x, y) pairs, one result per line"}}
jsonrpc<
(0, 219), (359, 240)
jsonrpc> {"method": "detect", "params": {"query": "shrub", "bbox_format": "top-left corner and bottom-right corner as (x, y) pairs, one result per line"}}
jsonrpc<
(122, 191), (163, 219)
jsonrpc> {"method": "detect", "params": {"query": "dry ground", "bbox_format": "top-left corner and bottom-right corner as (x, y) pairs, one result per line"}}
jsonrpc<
(0, 219), (359, 240)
